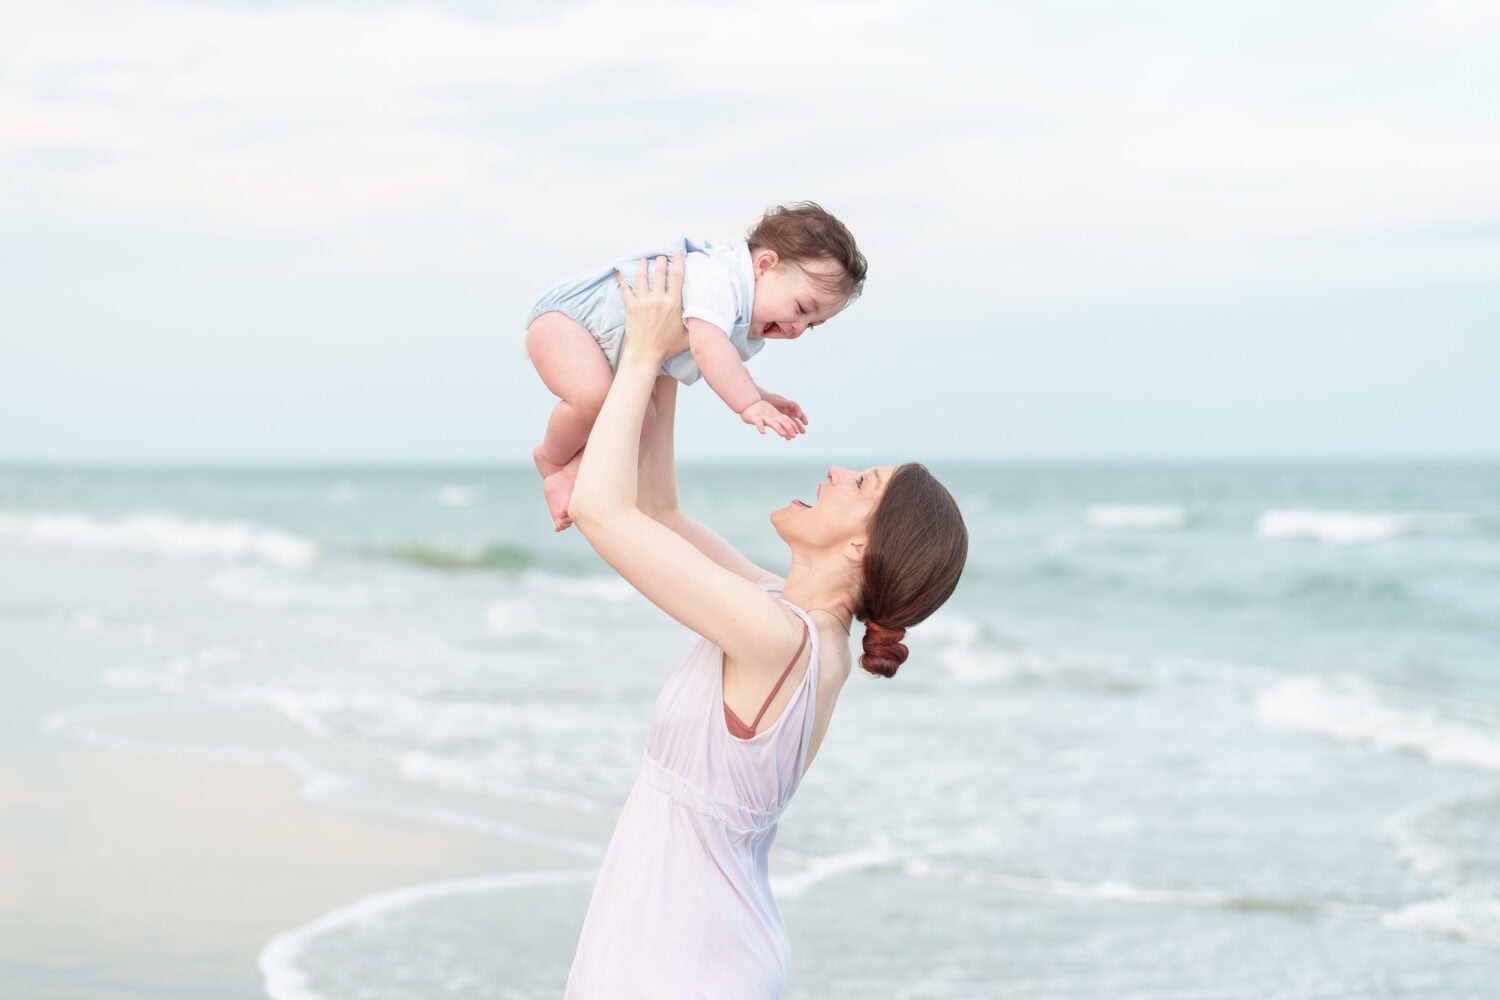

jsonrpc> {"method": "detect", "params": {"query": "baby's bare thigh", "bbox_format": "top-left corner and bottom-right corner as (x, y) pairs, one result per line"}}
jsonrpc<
(526, 312), (615, 408)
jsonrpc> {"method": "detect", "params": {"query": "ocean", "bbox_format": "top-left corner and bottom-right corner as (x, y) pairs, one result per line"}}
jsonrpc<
(3, 461), (1498, 998)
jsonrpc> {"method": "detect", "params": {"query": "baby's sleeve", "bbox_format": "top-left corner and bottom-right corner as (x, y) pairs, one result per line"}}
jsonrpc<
(680, 251), (736, 336)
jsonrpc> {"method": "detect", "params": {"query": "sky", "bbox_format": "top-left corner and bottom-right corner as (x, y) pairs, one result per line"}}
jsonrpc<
(1, 0), (1497, 464)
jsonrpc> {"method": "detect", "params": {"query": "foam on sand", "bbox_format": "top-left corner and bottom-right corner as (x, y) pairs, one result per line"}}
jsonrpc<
(0, 508), (318, 567)
(1255, 675), (1500, 772)
(1087, 505), (1188, 530)
(259, 870), (596, 1000)
(1255, 509), (1474, 545)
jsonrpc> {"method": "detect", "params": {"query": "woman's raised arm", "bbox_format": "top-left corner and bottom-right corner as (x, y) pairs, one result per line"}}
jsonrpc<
(569, 255), (798, 660)
(636, 375), (784, 587)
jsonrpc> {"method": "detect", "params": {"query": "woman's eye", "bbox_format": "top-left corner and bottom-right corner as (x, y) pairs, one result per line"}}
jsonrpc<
(856, 476), (865, 487)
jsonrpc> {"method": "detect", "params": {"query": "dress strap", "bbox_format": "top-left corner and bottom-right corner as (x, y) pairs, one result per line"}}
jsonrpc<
(724, 619), (810, 738)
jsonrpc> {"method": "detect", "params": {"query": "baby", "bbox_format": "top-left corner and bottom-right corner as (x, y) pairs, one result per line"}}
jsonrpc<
(525, 202), (867, 531)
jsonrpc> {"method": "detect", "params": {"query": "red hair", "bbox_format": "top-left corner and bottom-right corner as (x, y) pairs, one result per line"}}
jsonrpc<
(856, 464), (968, 678)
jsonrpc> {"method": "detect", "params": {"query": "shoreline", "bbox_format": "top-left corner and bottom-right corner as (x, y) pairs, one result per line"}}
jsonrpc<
(0, 746), (581, 999)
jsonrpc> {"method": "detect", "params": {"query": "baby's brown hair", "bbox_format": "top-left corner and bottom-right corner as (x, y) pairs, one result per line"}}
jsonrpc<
(746, 202), (867, 302)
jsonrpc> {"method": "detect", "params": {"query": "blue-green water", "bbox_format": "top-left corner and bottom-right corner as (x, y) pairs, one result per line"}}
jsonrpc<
(3, 462), (1498, 998)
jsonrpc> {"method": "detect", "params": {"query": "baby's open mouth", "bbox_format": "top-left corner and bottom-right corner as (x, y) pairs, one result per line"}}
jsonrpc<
(762, 322), (783, 336)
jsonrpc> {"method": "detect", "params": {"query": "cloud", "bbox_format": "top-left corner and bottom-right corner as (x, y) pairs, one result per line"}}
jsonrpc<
(1, 0), (1497, 300)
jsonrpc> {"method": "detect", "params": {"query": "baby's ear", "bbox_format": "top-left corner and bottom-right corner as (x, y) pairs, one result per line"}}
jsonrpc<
(753, 247), (779, 276)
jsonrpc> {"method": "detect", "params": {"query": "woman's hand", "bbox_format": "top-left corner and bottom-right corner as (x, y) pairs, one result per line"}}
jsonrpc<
(614, 252), (688, 364)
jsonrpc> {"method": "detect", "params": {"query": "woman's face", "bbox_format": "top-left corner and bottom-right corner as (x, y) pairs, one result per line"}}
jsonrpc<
(772, 464), (898, 546)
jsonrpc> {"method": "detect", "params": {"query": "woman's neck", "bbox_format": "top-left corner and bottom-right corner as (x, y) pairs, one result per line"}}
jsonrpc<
(778, 559), (859, 629)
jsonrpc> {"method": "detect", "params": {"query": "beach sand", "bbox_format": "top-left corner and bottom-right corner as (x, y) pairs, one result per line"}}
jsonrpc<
(0, 747), (569, 999)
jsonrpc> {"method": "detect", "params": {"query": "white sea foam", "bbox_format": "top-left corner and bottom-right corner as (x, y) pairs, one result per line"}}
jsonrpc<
(1087, 505), (1188, 530)
(0, 508), (318, 567)
(1256, 675), (1500, 772)
(901, 860), (1384, 919)
(48, 697), (607, 860)
(260, 870), (598, 1000)
(435, 484), (479, 507)
(483, 597), (546, 639)
(1387, 809), (1462, 881)
(1384, 894), (1500, 948)
(934, 636), (1254, 690)
(209, 568), (394, 610)
(397, 751), (607, 815)
(1255, 509), (1473, 545)
(520, 569), (638, 602)
(325, 482), (357, 504)
(910, 610), (985, 647)
(772, 846), (895, 898)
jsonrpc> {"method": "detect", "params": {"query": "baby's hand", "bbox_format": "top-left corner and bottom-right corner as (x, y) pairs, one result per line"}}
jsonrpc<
(760, 392), (808, 427)
(739, 400), (805, 440)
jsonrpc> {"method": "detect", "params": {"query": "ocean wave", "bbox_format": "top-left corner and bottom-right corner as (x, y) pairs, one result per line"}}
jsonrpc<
(387, 542), (535, 574)
(1255, 675), (1500, 772)
(771, 847), (896, 898)
(260, 870), (597, 1000)
(901, 860), (1381, 919)
(1087, 505), (1188, 530)
(48, 695), (610, 862)
(435, 484), (481, 507)
(482, 597), (549, 639)
(927, 612), (1258, 691)
(520, 570), (638, 602)
(1384, 894), (1500, 948)
(0, 508), (317, 567)
(1255, 509), (1475, 545)
(325, 482), (357, 504)
(1386, 790), (1500, 886)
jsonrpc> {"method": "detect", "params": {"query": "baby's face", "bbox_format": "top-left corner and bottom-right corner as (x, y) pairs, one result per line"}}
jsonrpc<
(749, 252), (847, 340)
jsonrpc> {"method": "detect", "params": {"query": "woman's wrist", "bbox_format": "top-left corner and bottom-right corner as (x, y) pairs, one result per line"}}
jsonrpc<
(617, 342), (667, 375)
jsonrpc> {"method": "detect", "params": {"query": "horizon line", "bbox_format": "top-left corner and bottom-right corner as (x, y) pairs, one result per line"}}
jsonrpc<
(2, 454), (1497, 470)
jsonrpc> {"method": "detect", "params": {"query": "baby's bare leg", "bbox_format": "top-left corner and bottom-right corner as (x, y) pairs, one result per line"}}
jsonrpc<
(526, 312), (614, 530)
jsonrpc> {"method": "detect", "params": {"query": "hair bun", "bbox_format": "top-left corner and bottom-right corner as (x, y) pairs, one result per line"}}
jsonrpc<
(859, 620), (908, 678)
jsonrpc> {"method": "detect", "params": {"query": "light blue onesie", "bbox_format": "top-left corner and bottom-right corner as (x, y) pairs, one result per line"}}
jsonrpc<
(526, 237), (763, 386)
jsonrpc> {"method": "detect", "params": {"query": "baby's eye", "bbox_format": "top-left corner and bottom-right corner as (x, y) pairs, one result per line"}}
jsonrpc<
(797, 303), (807, 315)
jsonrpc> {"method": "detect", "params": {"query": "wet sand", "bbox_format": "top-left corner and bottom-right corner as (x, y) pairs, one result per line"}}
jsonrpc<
(0, 748), (559, 999)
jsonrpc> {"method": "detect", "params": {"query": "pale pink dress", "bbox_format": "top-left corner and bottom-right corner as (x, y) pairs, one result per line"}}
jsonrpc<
(563, 592), (820, 999)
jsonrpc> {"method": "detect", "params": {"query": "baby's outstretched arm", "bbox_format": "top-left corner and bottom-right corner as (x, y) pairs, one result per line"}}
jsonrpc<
(755, 386), (808, 427)
(686, 319), (804, 440)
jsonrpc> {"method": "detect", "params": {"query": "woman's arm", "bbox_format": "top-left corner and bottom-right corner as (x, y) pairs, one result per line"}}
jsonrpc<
(570, 256), (798, 660)
(636, 375), (784, 587)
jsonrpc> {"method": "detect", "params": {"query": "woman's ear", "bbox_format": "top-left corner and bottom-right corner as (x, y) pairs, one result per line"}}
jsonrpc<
(844, 538), (867, 565)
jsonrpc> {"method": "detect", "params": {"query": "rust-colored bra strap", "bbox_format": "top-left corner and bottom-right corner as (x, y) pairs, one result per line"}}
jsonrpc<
(725, 619), (810, 738)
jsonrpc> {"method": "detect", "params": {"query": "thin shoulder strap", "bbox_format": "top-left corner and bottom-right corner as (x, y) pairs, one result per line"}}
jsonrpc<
(747, 618), (810, 732)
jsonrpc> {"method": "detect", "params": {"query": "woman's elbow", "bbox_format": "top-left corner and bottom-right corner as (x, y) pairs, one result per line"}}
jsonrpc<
(568, 490), (601, 531)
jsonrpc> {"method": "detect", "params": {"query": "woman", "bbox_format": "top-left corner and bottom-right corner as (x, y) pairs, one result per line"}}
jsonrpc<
(564, 255), (968, 998)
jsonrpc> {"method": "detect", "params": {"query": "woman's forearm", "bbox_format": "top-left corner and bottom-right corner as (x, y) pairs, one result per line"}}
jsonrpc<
(570, 351), (659, 523)
(650, 507), (780, 584)
(572, 254), (687, 528)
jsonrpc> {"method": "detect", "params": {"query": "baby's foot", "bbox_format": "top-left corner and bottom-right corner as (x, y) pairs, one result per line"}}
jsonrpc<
(542, 468), (575, 532)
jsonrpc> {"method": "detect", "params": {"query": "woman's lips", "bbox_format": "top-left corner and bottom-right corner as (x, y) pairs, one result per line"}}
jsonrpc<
(792, 499), (810, 508)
